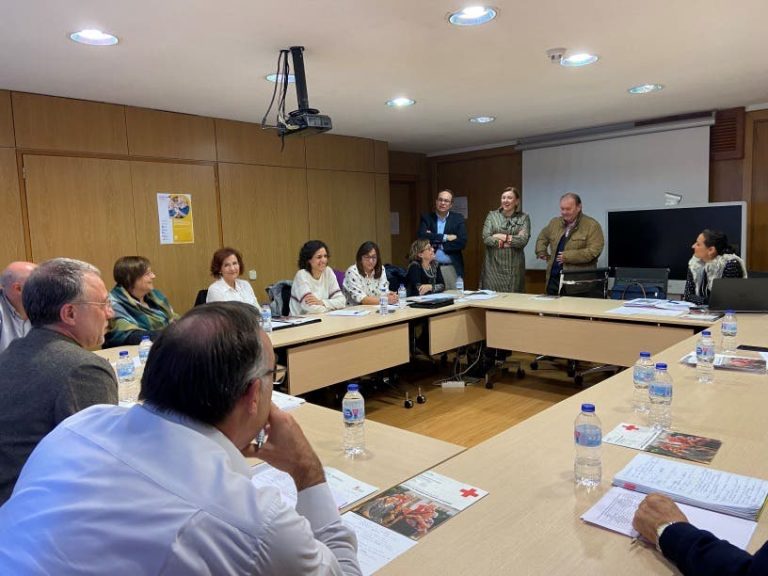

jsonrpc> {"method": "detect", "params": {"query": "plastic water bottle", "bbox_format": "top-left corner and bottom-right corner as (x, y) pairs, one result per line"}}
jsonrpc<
(721, 310), (738, 352)
(574, 403), (602, 488)
(648, 363), (673, 430)
(397, 284), (407, 309)
(261, 305), (272, 333)
(379, 279), (389, 316)
(116, 350), (135, 384)
(138, 335), (152, 365)
(342, 383), (365, 456)
(696, 330), (715, 384)
(456, 276), (465, 299)
(632, 352), (654, 414)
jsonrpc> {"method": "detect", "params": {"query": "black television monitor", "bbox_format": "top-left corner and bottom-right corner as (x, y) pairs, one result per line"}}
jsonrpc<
(607, 202), (747, 284)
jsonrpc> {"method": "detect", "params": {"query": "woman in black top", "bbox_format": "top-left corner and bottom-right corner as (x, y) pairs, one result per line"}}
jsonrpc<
(405, 239), (445, 297)
(683, 229), (747, 305)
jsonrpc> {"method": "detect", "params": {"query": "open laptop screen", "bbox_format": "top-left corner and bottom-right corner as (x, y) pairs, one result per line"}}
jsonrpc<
(709, 278), (768, 312)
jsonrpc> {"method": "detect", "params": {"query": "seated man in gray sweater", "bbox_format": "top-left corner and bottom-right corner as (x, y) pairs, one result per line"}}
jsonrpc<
(0, 257), (118, 504)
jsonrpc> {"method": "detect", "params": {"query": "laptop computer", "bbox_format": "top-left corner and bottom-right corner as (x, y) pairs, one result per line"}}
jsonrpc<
(708, 278), (768, 312)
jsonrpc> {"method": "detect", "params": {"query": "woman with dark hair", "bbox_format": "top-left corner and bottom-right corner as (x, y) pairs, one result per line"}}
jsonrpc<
(342, 241), (397, 305)
(206, 247), (258, 307)
(105, 256), (178, 347)
(289, 240), (346, 315)
(683, 229), (747, 305)
(405, 239), (445, 297)
(480, 186), (531, 293)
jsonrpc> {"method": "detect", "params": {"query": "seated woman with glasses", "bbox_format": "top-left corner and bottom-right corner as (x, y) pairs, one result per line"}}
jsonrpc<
(405, 239), (445, 297)
(104, 256), (179, 348)
(342, 241), (398, 306)
(289, 240), (347, 315)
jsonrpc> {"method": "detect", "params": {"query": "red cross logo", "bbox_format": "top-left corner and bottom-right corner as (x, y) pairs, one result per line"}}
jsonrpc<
(460, 488), (479, 498)
(623, 424), (639, 431)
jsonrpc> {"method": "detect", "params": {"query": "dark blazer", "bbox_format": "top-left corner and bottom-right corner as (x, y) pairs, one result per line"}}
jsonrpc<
(418, 211), (467, 277)
(660, 522), (768, 576)
(405, 262), (445, 297)
(0, 327), (118, 503)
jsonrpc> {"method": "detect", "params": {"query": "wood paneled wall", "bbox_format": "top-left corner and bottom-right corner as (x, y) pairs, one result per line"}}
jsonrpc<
(0, 90), (389, 313)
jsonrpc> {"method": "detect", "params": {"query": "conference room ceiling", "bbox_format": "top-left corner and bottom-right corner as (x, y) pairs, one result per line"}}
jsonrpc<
(2, 1), (767, 154)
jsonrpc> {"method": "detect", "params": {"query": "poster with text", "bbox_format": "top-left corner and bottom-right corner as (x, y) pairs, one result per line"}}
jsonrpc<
(157, 193), (194, 244)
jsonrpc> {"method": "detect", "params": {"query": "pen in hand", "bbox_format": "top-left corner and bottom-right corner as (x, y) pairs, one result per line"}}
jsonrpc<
(253, 428), (267, 449)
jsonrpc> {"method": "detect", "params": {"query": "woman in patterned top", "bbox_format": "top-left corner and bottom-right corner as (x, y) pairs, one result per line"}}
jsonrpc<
(480, 187), (531, 293)
(342, 241), (398, 305)
(683, 229), (747, 305)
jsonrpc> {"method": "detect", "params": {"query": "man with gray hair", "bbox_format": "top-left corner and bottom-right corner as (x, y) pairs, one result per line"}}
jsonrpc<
(0, 257), (118, 504)
(0, 261), (37, 352)
(0, 302), (361, 575)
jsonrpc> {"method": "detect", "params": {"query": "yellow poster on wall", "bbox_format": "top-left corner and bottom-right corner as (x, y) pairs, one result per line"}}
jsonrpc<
(157, 193), (195, 245)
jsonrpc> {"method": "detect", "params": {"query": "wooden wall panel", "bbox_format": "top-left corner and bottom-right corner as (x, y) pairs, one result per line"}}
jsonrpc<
(305, 134), (375, 172)
(130, 162), (220, 313)
(307, 170), (377, 269)
(218, 163), (310, 298)
(0, 90), (14, 147)
(374, 173), (392, 264)
(749, 117), (768, 272)
(126, 107), (216, 161)
(215, 119), (305, 167)
(374, 140), (389, 174)
(13, 93), (128, 155)
(432, 151), (523, 290)
(0, 149), (25, 263)
(390, 150), (427, 178)
(389, 182), (416, 268)
(23, 155), (137, 276)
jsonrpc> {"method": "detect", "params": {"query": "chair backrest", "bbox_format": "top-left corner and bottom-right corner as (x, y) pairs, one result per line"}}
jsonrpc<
(332, 268), (345, 289)
(559, 267), (610, 299)
(193, 289), (208, 307)
(384, 264), (408, 290)
(611, 267), (669, 300)
(265, 280), (293, 316)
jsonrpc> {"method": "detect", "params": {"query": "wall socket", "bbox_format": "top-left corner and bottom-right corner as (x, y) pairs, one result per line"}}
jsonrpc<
(442, 380), (465, 388)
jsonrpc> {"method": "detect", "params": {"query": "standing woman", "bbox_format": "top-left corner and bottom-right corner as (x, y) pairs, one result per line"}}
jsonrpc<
(206, 247), (258, 307)
(405, 239), (445, 297)
(290, 240), (346, 315)
(343, 241), (397, 305)
(105, 256), (179, 348)
(480, 187), (531, 293)
(683, 229), (747, 305)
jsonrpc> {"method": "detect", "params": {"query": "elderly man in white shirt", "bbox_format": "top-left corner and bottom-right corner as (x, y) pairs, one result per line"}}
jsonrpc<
(0, 261), (36, 353)
(0, 302), (361, 575)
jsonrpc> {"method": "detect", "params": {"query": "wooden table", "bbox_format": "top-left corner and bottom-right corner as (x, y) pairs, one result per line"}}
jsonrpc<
(377, 314), (768, 575)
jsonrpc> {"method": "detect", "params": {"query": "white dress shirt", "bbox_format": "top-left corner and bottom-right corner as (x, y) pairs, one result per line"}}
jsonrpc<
(206, 277), (259, 307)
(0, 289), (30, 353)
(0, 404), (361, 575)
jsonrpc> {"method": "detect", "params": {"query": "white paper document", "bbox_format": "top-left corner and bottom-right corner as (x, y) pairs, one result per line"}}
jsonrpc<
(582, 487), (757, 550)
(327, 309), (371, 317)
(341, 511), (417, 576)
(607, 306), (685, 317)
(271, 390), (305, 412)
(250, 464), (378, 510)
(603, 423), (661, 450)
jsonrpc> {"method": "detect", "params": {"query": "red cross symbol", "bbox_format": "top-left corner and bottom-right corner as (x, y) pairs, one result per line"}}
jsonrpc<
(460, 488), (479, 498)
(623, 424), (639, 431)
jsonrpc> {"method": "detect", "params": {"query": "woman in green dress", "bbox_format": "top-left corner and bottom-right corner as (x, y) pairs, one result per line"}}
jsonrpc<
(480, 186), (531, 293)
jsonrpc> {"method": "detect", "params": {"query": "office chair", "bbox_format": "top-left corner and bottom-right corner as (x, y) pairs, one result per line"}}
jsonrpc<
(611, 267), (669, 300)
(530, 268), (613, 386)
(193, 289), (208, 307)
(264, 280), (293, 317)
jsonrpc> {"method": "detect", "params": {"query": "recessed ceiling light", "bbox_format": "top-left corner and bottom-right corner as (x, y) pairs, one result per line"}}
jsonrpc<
(628, 83), (664, 94)
(448, 6), (498, 26)
(265, 73), (295, 83)
(469, 116), (495, 124)
(69, 29), (119, 46)
(386, 97), (416, 108)
(560, 53), (599, 67)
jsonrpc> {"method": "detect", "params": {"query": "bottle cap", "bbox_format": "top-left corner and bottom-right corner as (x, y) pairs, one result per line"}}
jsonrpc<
(639, 351), (651, 357)
(726, 309), (735, 314)
(702, 330), (711, 336)
(655, 362), (668, 370)
(140, 335), (150, 342)
(119, 350), (129, 357)
(347, 383), (359, 392)
(580, 403), (595, 413)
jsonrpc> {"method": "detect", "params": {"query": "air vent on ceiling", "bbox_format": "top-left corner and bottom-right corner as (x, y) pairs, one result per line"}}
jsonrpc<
(710, 107), (745, 161)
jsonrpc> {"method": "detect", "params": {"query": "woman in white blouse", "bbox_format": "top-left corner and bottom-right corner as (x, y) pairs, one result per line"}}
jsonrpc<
(290, 240), (346, 315)
(342, 241), (398, 305)
(206, 247), (259, 307)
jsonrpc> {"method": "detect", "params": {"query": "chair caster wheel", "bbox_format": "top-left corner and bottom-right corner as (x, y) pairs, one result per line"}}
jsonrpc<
(530, 361), (539, 370)
(485, 381), (494, 389)
(516, 368), (525, 379)
(415, 386), (426, 404)
(404, 398), (414, 408)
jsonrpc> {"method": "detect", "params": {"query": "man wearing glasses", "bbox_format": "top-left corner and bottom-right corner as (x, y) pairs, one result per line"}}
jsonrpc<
(418, 189), (468, 290)
(0, 302), (362, 575)
(0, 258), (118, 504)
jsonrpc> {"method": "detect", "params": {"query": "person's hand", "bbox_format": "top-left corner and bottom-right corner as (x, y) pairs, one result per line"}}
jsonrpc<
(632, 494), (688, 544)
(304, 294), (323, 306)
(445, 234), (457, 241)
(418, 285), (433, 295)
(493, 233), (507, 242)
(254, 403), (325, 491)
(537, 253), (549, 261)
(556, 252), (565, 264)
(387, 292), (398, 305)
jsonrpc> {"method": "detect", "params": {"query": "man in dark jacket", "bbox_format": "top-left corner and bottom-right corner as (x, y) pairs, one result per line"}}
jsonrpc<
(418, 189), (467, 289)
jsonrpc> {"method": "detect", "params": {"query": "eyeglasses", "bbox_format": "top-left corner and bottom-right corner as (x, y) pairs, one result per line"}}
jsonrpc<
(261, 365), (287, 386)
(436, 198), (452, 204)
(362, 254), (378, 261)
(73, 299), (113, 310)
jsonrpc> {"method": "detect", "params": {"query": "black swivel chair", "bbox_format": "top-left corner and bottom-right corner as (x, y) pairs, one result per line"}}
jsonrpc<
(611, 267), (670, 300)
(193, 289), (208, 307)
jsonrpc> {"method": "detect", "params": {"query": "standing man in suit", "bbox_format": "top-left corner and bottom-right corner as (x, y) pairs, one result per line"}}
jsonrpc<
(418, 189), (467, 290)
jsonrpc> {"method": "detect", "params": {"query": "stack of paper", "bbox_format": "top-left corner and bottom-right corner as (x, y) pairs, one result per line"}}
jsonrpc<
(680, 352), (767, 373)
(613, 453), (768, 520)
